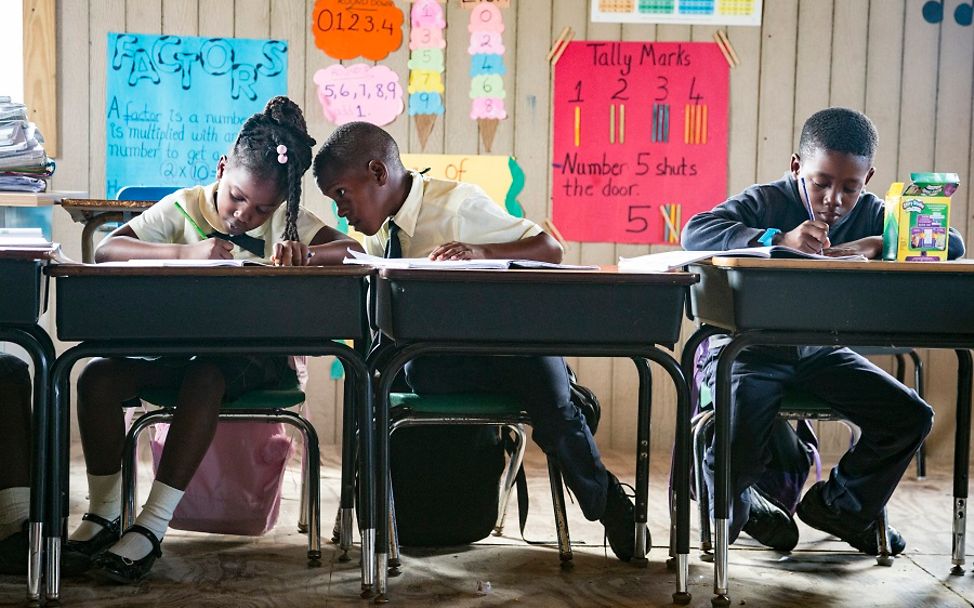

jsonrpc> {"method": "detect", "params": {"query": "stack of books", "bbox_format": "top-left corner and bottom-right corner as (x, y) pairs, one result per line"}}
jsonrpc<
(0, 97), (54, 193)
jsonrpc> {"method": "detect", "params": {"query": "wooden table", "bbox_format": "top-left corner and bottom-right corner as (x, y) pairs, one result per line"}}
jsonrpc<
(686, 257), (974, 607)
(42, 264), (376, 601)
(57, 199), (154, 263)
(0, 248), (57, 602)
(370, 267), (698, 604)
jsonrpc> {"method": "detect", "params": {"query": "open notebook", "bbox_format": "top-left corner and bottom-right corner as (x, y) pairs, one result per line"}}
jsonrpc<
(97, 259), (266, 267)
(618, 246), (868, 273)
(343, 249), (599, 270)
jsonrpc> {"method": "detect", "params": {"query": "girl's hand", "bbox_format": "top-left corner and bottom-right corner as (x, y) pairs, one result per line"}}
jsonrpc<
(271, 240), (310, 266)
(779, 221), (831, 253)
(181, 238), (234, 260)
(429, 241), (488, 261)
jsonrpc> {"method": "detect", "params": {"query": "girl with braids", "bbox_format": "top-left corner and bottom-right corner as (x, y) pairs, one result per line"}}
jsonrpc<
(64, 96), (360, 584)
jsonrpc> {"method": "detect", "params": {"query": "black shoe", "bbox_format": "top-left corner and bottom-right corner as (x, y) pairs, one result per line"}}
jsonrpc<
(742, 486), (799, 552)
(0, 522), (28, 575)
(796, 481), (906, 556)
(600, 473), (649, 562)
(63, 513), (121, 574)
(89, 525), (162, 585)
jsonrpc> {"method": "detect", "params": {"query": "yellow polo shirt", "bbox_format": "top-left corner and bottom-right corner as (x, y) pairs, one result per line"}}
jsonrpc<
(364, 172), (546, 258)
(129, 182), (326, 263)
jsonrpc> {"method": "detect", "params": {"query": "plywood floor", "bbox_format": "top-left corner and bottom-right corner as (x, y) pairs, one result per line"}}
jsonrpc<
(3, 447), (974, 607)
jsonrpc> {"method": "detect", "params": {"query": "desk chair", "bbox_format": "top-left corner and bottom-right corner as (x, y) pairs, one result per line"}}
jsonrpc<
(384, 392), (574, 573)
(685, 343), (923, 567)
(119, 378), (322, 565)
(115, 186), (180, 202)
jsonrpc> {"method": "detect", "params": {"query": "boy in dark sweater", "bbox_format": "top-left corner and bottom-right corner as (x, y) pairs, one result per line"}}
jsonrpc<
(682, 107), (965, 554)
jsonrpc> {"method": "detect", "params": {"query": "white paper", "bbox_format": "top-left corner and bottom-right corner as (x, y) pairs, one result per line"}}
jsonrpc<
(342, 248), (598, 271)
(618, 246), (866, 272)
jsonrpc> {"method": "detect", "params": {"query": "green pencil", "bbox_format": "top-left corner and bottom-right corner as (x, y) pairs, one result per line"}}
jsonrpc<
(173, 201), (208, 239)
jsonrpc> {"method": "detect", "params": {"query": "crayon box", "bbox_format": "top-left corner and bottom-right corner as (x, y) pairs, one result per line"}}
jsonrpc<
(882, 172), (958, 262)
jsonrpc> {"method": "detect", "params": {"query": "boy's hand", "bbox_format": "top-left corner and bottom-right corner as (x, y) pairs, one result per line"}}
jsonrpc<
(271, 240), (310, 266)
(780, 221), (831, 253)
(823, 236), (882, 259)
(181, 238), (234, 260)
(429, 241), (488, 260)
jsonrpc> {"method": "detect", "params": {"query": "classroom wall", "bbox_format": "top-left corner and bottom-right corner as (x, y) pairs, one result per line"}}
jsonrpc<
(49, 0), (974, 461)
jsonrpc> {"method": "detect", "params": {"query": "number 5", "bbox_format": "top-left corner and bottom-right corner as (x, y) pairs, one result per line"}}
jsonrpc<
(626, 205), (653, 233)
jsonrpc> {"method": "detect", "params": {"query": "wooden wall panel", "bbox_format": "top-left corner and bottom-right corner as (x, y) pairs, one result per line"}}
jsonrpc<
(23, 0), (58, 157)
(48, 1), (974, 460)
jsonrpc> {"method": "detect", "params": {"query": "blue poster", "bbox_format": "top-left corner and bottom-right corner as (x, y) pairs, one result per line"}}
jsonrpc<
(105, 32), (288, 197)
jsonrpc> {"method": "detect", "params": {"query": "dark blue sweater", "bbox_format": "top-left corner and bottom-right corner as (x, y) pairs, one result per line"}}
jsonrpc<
(682, 174), (965, 259)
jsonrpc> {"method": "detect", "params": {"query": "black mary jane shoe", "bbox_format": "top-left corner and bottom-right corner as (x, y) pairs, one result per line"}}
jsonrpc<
(89, 525), (162, 585)
(62, 513), (121, 574)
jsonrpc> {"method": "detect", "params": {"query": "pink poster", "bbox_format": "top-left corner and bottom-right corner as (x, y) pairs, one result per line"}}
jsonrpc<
(552, 41), (728, 244)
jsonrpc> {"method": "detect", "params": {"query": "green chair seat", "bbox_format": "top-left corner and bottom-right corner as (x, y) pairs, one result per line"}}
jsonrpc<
(390, 392), (524, 417)
(138, 384), (305, 410)
(698, 383), (834, 417)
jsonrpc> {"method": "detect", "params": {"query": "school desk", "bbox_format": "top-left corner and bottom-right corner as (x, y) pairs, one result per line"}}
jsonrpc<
(41, 264), (375, 601)
(0, 248), (57, 602)
(685, 257), (974, 608)
(369, 267), (698, 604)
(57, 198), (154, 263)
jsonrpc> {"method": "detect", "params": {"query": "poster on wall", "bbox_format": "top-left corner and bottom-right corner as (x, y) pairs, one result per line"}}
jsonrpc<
(551, 41), (728, 244)
(591, 0), (762, 26)
(401, 153), (526, 218)
(104, 33), (287, 197)
(311, 0), (404, 61)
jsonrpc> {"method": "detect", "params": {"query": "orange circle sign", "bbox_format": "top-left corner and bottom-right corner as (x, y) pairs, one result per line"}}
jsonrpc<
(312, 0), (404, 61)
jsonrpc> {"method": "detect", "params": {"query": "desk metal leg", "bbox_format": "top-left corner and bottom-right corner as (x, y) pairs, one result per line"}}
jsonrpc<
(641, 349), (693, 605)
(952, 349), (972, 575)
(2, 327), (54, 603)
(633, 357), (652, 564)
(711, 336), (751, 607)
(354, 361), (376, 597)
(338, 369), (356, 564)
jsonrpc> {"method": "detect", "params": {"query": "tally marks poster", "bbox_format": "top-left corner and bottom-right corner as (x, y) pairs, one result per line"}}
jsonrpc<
(552, 41), (728, 244)
(105, 33), (288, 197)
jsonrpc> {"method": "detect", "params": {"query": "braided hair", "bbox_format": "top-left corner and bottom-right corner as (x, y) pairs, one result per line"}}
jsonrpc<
(227, 96), (317, 242)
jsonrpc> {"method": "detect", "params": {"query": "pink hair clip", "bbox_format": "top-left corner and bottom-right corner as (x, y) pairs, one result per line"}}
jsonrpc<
(276, 144), (288, 164)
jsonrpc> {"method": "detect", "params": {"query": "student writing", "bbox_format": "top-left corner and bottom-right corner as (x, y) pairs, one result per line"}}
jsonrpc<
(313, 122), (644, 561)
(682, 107), (965, 554)
(64, 96), (360, 584)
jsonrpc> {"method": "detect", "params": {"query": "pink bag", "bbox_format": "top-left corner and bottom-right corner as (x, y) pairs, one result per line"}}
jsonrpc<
(149, 421), (294, 535)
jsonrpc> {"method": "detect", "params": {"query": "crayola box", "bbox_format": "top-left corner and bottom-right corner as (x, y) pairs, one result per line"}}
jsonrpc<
(882, 172), (958, 262)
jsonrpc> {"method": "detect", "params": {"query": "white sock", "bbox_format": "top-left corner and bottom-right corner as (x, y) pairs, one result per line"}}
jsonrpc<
(109, 480), (183, 561)
(69, 471), (122, 542)
(0, 487), (30, 540)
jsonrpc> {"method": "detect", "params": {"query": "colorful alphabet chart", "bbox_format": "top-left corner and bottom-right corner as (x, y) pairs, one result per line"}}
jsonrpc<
(592, 0), (762, 26)
(551, 41), (728, 244)
(104, 32), (287, 197)
(467, 2), (507, 152)
(311, 0), (404, 61)
(407, 0), (446, 150)
(313, 64), (403, 126)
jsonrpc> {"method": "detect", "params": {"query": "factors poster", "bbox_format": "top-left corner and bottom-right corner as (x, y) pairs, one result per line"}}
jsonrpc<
(105, 32), (287, 198)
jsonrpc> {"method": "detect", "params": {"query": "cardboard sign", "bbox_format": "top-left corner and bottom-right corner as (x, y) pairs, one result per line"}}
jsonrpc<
(311, 0), (404, 61)
(551, 41), (728, 244)
(104, 32), (286, 197)
(400, 153), (525, 217)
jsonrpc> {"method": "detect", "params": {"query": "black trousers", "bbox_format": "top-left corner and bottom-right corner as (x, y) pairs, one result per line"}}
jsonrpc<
(404, 355), (609, 520)
(700, 344), (932, 542)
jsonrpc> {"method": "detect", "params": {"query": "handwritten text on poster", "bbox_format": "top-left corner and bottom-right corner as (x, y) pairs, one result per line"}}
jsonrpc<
(551, 41), (728, 244)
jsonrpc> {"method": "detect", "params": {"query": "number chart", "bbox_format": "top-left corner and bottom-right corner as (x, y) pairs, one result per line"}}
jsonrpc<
(311, 0), (404, 61)
(592, 0), (762, 26)
(551, 41), (727, 244)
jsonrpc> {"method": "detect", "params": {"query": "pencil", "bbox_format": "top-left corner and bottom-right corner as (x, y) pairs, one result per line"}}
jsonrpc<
(173, 201), (208, 239)
(574, 106), (580, 147)
(619, 104), (625, 144)
(609, 104), (615, 144)
(799, 177), (816, 222)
